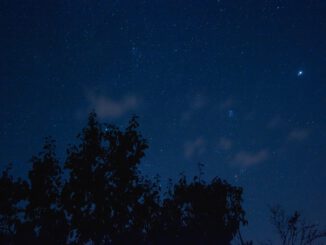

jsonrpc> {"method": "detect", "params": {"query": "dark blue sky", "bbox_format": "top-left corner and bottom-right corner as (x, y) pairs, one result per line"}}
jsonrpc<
(1, 0), (326, 242)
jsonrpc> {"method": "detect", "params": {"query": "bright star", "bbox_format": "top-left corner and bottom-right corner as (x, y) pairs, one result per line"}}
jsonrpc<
(297, 70), (303, 77)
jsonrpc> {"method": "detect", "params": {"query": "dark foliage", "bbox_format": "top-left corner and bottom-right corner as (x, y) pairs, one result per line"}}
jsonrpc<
(269, 205), (326, 245)
(0, 165), (28, 244)
(150, 175), (246, 245)
(0, 113), (246, 244)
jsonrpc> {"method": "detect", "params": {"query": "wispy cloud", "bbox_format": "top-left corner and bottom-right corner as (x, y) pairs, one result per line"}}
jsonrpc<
(217, 137), (232, 151)
(181, 94), (208, 121)
(86, 92), (140, 119)
(267, 115), (282, 129)
(184, 137), (206, 159)
(219, 97), (234, 111)
(232, 149), (269, 167)
(288, 129), (310, 141)
(192, 95), (207, 110)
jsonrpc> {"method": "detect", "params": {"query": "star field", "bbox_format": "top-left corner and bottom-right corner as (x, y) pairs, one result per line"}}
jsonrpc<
(1, 0), (326, 242)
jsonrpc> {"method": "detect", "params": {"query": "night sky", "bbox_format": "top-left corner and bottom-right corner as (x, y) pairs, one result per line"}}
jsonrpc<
(1, 0), (326, 242)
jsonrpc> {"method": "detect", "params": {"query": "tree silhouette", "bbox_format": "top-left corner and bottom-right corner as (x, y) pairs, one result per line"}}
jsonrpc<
(150, 174), (246, 245)
(270, 205), (326, 245)
(22, 137), (68, 245)
(62, 113), (152, 244)
(0, 165), (28, 244)
(0, 112), (246, 244)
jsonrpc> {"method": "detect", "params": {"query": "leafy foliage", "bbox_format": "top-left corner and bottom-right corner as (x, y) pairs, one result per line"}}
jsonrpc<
(0, 113), (246, 244)
(0, 165), (28, 244)
(151, 174), (246, 244)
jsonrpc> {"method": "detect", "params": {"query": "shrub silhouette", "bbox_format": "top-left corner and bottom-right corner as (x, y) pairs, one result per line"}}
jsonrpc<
(24, 137), (68, 245)
(0, 113), (246, 244)
(0, 165), (28, 244)
(150, 175), (246, 244)
(269, 205), (326, 245)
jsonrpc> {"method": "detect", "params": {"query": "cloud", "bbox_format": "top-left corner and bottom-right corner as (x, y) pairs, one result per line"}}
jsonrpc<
(86, 92), (140, 119)
(218, 137), (232, 151)
(267, 115), (282, 129)
(232, 149), (269, 167)
(192, 94), (207, 110)
(181, 94), (207, 121)
(184, 137), (206, 159)
(219, 97), (234, 111)
(288, 129), (310, 141)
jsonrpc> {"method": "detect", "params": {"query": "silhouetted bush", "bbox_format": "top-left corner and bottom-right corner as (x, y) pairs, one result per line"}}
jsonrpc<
(269, 205), (326, 245)
(0, 113), (246, 244)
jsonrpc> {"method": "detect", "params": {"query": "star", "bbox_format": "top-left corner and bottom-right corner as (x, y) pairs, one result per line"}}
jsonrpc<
(228, 110), (235, 118)
(297, 70), (304, 77)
